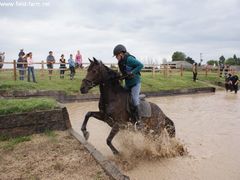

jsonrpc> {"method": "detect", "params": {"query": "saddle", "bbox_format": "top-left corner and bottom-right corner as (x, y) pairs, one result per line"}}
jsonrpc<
(127, 94), (152, 118)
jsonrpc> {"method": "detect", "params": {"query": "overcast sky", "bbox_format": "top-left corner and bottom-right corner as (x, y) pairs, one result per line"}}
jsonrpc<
(0, 0), (240, 64)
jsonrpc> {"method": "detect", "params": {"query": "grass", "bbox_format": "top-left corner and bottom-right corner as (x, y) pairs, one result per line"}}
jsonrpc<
(0, 98), (59, 115)
(44, 129), (57, 138)
(1, 68), (238, 94)
(0, 131), (58, 151)
(0, 136), (31, 150)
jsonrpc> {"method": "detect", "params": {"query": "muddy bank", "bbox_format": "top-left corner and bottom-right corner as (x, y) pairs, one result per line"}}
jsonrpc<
(0, 131), (110, 180)
(0, 87), (215, 102)
(0, 107), (71, 138)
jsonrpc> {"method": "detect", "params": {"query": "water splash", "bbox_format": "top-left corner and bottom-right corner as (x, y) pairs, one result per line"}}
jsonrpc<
(111, 128), (187, 170)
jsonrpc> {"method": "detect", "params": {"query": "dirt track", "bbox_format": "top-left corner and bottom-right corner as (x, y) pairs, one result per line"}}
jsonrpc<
(0, 131), (109, 180)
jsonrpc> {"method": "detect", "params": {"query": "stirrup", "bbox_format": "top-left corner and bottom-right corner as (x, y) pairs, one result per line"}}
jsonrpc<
(134, 121), (142, 131)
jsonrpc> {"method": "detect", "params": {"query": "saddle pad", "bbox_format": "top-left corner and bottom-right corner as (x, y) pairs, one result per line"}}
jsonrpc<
(139, 100), (152, 118)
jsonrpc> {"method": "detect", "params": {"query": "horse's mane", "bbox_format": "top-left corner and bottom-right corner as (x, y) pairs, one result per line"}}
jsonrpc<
(102, 64), (127, 93)
(89, 58), (127, 93)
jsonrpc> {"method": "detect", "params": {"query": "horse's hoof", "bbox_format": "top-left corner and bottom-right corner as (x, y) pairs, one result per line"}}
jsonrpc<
(83, 131), (89, 140)
(113, 150), (119, 155)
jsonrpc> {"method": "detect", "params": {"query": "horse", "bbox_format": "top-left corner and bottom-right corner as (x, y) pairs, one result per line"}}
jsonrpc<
(80, 57), (176, 154)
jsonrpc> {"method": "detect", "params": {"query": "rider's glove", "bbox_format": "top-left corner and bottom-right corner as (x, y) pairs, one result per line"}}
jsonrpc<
(127, 72), (134, 79)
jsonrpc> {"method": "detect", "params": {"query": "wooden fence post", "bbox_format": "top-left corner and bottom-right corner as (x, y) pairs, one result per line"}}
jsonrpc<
(152, 66), (155, 78)
(164, 65), (166, 77)
(180, 64), (183, 77)
(13, 60), (17, 81)
(217, 66), (220, 77)
(41, 61), (44, 79)
(205, 65), (208, 77)
(167, 64), (169, 77)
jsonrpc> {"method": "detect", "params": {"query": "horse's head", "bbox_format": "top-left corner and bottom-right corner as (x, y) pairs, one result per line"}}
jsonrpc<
(80, 57), (104, 94)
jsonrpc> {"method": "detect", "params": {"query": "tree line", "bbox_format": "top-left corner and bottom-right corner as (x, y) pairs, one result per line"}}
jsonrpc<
(171, 51), (240, 66)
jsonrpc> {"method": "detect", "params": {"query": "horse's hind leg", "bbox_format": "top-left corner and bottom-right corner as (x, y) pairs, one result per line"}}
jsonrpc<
(165, 116), (176, 138)
(81, 111), (105, 140)
(106, 123), (120, 155)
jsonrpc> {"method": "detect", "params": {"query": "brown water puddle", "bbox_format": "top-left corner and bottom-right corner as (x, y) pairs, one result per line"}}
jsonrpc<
(66, 91), (240, 180)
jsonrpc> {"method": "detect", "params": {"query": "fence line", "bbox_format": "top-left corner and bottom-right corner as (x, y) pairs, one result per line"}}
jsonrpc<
(0, 60), (234, 81)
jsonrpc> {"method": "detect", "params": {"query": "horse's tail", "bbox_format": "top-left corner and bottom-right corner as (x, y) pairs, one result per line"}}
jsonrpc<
(165, 116), (176, 138)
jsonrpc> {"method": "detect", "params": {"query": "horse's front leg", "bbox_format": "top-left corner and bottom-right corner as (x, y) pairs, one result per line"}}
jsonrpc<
(107, 123), (120, 155)
(81, 111), (105, 140)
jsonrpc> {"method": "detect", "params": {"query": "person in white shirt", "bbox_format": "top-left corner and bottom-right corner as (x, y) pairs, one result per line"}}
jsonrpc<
(26, 52), (36, 83)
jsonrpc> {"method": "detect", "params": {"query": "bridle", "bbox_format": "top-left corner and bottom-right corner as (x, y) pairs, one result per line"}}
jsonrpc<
(82, 62), (127, 88)
(82, 78), (97, 89)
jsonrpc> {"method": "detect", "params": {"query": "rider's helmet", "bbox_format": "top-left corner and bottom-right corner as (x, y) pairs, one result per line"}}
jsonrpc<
(113, 44), (127, 56)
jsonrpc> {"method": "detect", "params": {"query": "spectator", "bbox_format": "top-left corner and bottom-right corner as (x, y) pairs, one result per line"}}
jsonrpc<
(75, 50), (83, 69)
(26, 52), (36, 83)
(0, 52), (5, 69)
(68, 54), (75, 80)
(192, 63), (198, 82)
(18, 49), (25, 57)
(46, 51), (55, 80)
(59, 54), (66, 79)
(229, 73), (239, 94)
(17, 54), (25, 80)
(219, 63), (224, 77)
(224, 65), (229, 78)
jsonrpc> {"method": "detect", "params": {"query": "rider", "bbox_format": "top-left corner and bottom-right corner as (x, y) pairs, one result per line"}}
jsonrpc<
(113, 44), (144, 126)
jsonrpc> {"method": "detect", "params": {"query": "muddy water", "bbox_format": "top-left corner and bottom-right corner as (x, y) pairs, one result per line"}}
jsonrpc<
(66, 91), (240, 180)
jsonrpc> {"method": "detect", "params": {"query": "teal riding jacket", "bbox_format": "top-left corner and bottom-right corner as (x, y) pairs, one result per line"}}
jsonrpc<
(118, 53), (144, 89)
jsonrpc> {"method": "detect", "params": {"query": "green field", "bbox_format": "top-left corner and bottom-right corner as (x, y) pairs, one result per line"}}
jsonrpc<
(0, 98), (59, 115)
(0, 69), (227, 95)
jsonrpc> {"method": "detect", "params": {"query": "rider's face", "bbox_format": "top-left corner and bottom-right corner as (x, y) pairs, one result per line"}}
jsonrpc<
(116, 53), (123, 61)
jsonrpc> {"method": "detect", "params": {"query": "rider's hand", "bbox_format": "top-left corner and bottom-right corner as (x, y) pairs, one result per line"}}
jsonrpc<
(127, 72), (134, 79)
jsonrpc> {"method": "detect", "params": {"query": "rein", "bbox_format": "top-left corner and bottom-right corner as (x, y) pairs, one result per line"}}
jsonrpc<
(83, 63), (127, 89)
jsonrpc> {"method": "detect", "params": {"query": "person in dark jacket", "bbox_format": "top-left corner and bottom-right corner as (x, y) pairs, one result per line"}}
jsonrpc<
(17, 54), (25, 80)
(192, 63), (198, 82)
(225, 73), (239, 94)
(18, 49), (25, 57)
(113, 44), (144, 126)
(59, 54), (66, 79)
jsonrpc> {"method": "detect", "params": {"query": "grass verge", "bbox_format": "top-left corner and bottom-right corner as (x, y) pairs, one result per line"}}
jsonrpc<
(0, 98), (59, 115)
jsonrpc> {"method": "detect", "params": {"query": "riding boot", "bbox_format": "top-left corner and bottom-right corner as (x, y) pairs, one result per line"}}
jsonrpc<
(132, 105), (143, 130)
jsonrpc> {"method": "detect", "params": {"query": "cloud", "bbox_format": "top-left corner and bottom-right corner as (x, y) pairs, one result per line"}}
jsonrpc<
(0, 0), (240, 64)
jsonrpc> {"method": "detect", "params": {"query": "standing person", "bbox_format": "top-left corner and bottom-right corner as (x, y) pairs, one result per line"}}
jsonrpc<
(59, 54), (66, 79)
(68, 54), (75, 80)
(113, 44), (143, 126)
(26, 52), (36, 83)
(18, 49), (25, 57)
(0, 52), (5, 69)
(17, 54), (25, 80)
(219, 63), (224, 77)
(46, 51), (55, 80)
(224, 65), (230, 78)
(75, 50), (83, 69)
(229, 73), (239, 94)
(192, 63), (198, 82)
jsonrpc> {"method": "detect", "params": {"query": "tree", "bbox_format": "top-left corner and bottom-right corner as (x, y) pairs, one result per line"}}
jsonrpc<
(225, 58), (235, 65)
(231, 54), (240, 65)
(172, 51), (186, 61)
(207, 60), (219, 66)
(185, 56), (195, 64)
(237, 58), (240, 65)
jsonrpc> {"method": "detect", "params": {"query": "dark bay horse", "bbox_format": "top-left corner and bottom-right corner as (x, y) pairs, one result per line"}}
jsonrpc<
(80, 57), (175, 154)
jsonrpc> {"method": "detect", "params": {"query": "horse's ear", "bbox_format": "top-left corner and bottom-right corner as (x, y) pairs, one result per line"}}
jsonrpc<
(93, 57), (99, 64)
(88, 58), (93, 63)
